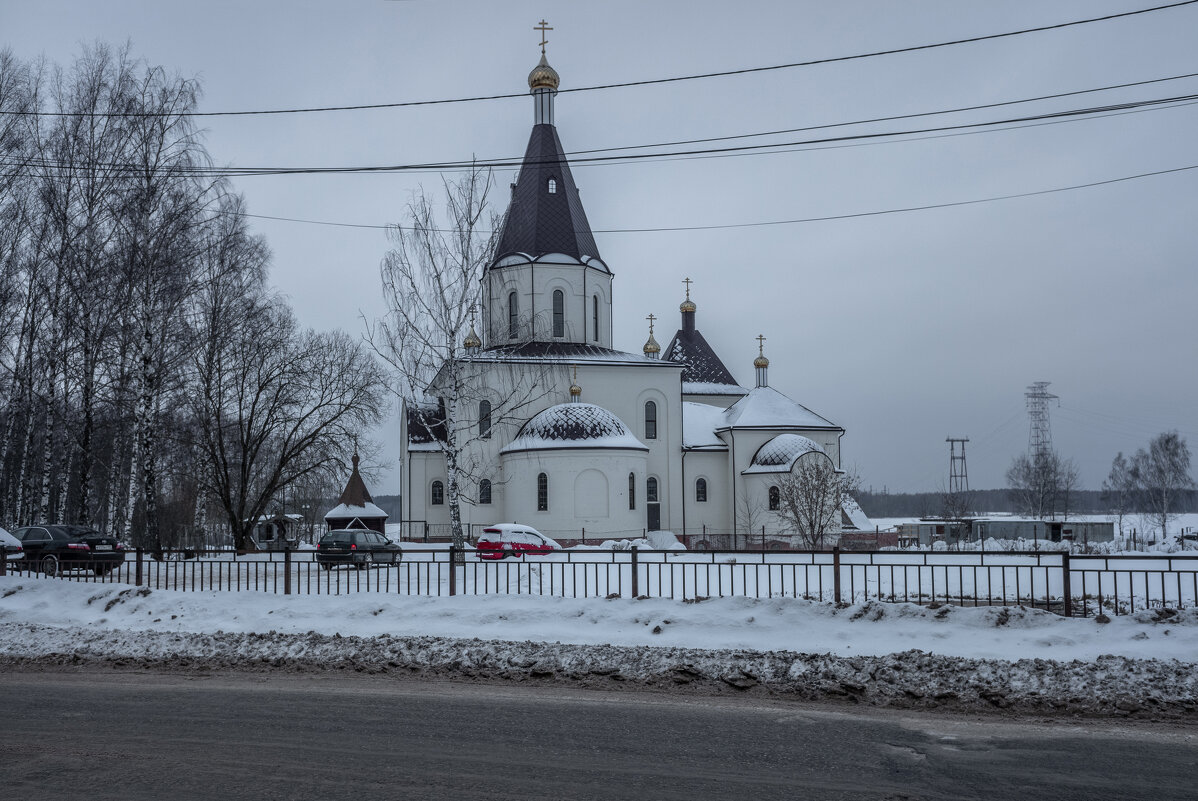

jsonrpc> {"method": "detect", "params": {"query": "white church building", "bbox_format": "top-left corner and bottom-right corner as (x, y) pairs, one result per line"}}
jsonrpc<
(401, 51), (852, 548)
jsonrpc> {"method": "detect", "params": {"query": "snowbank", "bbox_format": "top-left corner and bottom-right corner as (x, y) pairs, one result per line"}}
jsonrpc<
(3, 577), (1196, 717)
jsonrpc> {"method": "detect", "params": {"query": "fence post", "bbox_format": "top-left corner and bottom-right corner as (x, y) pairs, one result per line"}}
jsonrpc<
(135, 547), (144, 587)
(1061, 551), (1072, 617)
(832, 546), (842, 604)
(631, 546), (639, 598)
(448, 546), (457, 596)
(284, 547), (292, 596)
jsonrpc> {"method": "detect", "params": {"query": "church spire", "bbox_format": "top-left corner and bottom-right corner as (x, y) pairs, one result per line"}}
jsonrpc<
(568, 364), (582, 402)
(642, 313), (661, 359)
(754, 335), (770, 388)
(494, 28), (600, 262)
(528, 20), (559, 125)
(680, 277), (696, 332)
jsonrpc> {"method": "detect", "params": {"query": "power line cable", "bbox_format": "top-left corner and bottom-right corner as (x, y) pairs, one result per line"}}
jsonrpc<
(5, 1), (1196, 118)
(220, 162), (1198, 233)
(567, 70), (1198, 156)
(7, 89), (1196, 178)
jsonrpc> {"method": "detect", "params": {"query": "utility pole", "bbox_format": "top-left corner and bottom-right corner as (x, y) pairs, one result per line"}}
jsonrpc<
(946, 437), (970, 495)
(1025, 381), (1059, 459)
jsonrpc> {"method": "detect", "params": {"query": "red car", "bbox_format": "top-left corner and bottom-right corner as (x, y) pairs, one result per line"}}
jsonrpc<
(475, 525), (561, 560)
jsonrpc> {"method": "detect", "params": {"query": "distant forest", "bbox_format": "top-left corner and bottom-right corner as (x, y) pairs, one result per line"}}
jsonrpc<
(856, 489), (1198, 519)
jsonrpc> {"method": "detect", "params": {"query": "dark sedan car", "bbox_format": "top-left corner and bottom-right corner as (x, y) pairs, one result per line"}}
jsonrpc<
(14, 525), (127, 576)
(315, 529), (403, 570)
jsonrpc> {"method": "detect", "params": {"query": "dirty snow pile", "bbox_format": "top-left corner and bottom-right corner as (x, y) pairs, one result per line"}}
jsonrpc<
(2, 577), (1196, 717)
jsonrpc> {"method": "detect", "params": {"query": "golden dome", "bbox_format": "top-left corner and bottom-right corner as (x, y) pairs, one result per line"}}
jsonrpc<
(528, 54), (560, 91)
(643, 333), (661, 355)
(569, 382), (582, 397)
(754, 354), (770, 369)
(463, 325), (481, 349)
(679, 298), (696, 313)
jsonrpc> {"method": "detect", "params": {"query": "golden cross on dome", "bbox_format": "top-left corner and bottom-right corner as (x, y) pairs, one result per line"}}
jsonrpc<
(682, 276), (693, 300)
(646, 313), (656, 333)
(756, 334), (766, 355)
(571, 363), (578, 382)
(534, 19), (553, 54)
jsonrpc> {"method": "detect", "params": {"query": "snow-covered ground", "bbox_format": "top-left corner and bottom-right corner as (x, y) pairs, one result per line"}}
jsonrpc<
(2, 575), (1197, 718)
(2, 575), (1195, 661)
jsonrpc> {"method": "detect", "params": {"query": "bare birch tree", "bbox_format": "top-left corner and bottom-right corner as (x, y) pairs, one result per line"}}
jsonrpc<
(1101, 452), (1136, 537)
(368, 167), (559, 549)
(1131, 431), (1194, 540)
(776, 456), (859, 550)
(1005, 450), (1078, 520)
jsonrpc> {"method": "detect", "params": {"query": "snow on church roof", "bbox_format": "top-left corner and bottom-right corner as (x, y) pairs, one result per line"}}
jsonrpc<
(324, 502), (389, 521)
(742, 433), (827, 474)
(500, 403), (648, 454)
(682, 381), (748, 396)
(721, 386), (841, 431)
(682, 402), (727, 449)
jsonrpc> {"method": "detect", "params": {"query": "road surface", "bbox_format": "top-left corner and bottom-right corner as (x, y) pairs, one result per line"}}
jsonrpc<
(2, 669), (1194, 800)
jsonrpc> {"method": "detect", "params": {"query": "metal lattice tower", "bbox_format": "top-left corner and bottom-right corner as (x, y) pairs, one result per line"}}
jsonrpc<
(1025, 381), (1059, 458)
(946, 437), (970, 494)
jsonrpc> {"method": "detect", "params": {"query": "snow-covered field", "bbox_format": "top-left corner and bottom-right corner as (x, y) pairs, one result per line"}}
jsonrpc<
(2, 576), (1196, 718)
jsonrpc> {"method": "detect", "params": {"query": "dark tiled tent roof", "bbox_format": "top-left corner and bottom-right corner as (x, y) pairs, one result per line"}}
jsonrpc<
(664, 327), (740, 387)
(494, 124), (600, 261)
(336, 453), (375, 506)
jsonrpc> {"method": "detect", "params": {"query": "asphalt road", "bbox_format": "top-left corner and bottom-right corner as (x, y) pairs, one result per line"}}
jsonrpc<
(1, 670), (1194, 801)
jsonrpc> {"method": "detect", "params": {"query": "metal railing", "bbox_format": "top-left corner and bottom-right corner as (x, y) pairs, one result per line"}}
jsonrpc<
(4, 547), (1196, 617)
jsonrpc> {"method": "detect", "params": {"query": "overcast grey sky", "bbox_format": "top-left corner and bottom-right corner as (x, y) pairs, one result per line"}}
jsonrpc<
(7, 0), (1197, 494)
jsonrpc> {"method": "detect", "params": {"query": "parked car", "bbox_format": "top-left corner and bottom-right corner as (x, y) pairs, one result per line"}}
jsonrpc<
(1, 526), (23, 564)
(13, 525), (126, 576)
(475, 524), (561, 560)
(315, 529), (403, 570)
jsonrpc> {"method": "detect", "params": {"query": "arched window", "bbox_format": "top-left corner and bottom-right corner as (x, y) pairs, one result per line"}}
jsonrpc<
(628, 472), (636, 510)
(769, 485), (780, 511)
(644, 400), (657, 440)
(592, 296), (599, 342)
(431, 480), (444, 506)
(547, 178), (557, 194)
(479, 479), (492, 505)
(537, 473), (548, 511)
(647, 476), (659, 503)
(479, 400), (491, 439)
(552, 289), (564, 338)
(695, 478), (707, 503)
(508, 292), (519, 340)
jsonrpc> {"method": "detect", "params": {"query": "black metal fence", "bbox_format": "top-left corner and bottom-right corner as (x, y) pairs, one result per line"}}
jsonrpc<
(4, 548), (1196, 617)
